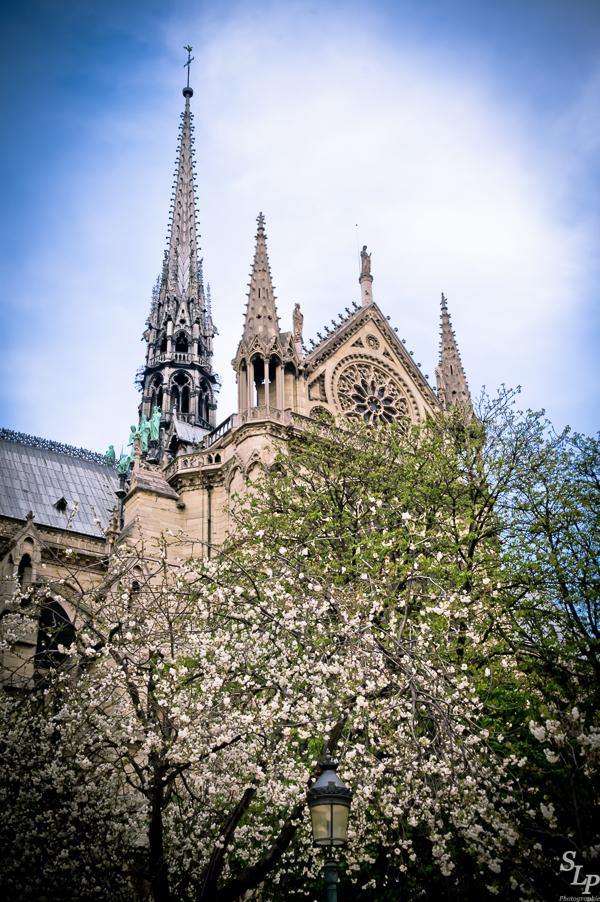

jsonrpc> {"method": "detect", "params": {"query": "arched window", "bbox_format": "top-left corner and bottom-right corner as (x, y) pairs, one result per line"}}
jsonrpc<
(151, 376), (163, 413)
(181, 385), (190, 414)
(160, 335), (167, 353)
(175, 332), (189, 353)
(36, 601), (75, 669)
(173, 373), (190, 414)
(18, 553), (32, 587)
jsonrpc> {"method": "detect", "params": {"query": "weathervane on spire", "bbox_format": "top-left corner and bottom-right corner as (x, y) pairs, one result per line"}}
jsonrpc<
(184, 45), (194, 89)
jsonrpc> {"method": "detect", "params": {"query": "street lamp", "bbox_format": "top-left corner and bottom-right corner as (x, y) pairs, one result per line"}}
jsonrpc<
(307, 751), (353, 902)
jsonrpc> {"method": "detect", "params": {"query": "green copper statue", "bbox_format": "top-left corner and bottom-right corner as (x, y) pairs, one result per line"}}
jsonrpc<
(139, 415), (150, 451)
(117, 452), (130, 475)
(105, 445), (116, 465)
(150, 406), (161, 442)
(127, 425), (136, 449)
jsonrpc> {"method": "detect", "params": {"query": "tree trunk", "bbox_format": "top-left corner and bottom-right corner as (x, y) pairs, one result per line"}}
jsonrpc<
(149, 766), (170, 902)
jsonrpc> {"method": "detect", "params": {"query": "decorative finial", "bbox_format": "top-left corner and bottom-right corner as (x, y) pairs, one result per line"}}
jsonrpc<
(183, 45), (194, 98)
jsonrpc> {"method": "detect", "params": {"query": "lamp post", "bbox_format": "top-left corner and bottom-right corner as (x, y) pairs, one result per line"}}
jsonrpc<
(307, 751), (353, 902)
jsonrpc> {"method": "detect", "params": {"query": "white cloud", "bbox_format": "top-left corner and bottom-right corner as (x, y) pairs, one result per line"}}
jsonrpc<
(2, 2), (598, 451)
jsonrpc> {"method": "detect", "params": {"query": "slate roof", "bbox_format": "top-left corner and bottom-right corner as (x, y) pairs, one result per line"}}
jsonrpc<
(0, 438), (119, 538)
(173, 418), (209, 444)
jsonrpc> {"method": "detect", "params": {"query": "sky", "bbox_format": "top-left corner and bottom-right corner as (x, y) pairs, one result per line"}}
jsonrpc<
(0, 0), (599, 454)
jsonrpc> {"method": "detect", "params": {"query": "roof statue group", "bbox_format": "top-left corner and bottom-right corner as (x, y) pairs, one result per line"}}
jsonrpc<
(111, 407), (162, 473)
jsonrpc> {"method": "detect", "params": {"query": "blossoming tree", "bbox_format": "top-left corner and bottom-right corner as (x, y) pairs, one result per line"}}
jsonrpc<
(1, 389), (598, 902)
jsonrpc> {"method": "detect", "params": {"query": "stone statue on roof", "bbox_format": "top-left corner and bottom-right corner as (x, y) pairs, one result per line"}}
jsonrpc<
(150, 406), (162, 442)
(139, 415), (150, 452)
(360, 246), (371, 276)
(293, 303), (304, 342)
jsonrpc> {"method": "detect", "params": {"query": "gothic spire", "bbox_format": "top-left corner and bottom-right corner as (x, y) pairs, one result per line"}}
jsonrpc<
(436, 293), (471, 410)
(137, 52), (220, 443)
(242, 213), (280, 344)
(165, 80), (199, 301)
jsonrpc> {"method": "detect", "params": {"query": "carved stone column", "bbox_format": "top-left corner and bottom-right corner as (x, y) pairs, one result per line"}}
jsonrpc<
(276, 360), (284, 411)
(264, 355), (270, 417)
(248, 359), (254, 412)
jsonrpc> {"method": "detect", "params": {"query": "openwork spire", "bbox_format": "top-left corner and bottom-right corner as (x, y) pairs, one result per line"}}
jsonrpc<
(166, 83), (199, 301)
(436, 293), (471, 410)
(242, 213), (280, 343)
(137, 52), (220, 442)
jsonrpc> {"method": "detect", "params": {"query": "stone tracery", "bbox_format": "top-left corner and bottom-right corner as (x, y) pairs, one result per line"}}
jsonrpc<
(335, 360), (411, 426)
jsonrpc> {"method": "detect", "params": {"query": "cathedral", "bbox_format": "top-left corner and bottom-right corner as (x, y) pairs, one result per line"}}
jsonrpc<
(0, 71), (470, 675)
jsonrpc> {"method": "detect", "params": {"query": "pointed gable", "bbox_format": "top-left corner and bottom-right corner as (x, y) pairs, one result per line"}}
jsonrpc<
(303, 301), (439, 425)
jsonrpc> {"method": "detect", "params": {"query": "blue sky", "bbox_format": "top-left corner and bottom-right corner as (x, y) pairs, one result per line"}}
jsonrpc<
(0, 0), (599, 454)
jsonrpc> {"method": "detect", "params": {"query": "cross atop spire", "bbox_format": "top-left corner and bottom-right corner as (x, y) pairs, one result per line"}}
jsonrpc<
(436, 293), (471, 410)
(242, 213), (280, 344)
(183, 45), (194, 91)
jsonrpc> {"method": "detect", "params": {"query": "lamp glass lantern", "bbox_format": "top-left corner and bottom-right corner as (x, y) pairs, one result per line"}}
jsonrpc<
(307, 752), (352, 848)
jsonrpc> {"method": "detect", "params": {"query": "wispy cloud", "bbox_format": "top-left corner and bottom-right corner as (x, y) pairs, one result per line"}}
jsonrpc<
(0, 0), (598, 452)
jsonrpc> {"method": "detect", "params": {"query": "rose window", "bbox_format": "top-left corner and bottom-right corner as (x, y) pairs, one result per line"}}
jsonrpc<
(336, 362), (410, 426)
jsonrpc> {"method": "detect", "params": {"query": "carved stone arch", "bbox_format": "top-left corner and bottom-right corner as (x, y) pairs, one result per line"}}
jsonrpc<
(249, 336), (266, 357)
(246, 449), (263, 471)
(171, 370), (191, 388)
(198, 376), (213, 423)
(17, 550), (33, 588)
(246, 461), (265, 483)
(7, 526), (43, 587)
(174, 329), (190, 354)
(330, 354), (421, 428)
(269, 337), (283, 357)
(171, 370), (192, 414)
(150, 373), (164, 411)
(55, 593), (77, 626)
(225, 453), (245, 489)
(131, 564), (145, 595)
(245, 450), (265, 482)
(226, 464), (243, 493)
(35, 598), (76, 670)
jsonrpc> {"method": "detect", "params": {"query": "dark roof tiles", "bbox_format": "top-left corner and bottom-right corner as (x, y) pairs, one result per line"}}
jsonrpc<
(0, 439), (119, 538)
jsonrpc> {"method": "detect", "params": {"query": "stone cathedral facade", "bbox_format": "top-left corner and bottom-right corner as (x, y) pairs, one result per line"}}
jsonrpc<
(0, 77), (471, 674)
(121, 82), (470, 554)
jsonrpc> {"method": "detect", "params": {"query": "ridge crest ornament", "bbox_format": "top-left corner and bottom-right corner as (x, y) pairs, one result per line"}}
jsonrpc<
(336, 360), (410, 426)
